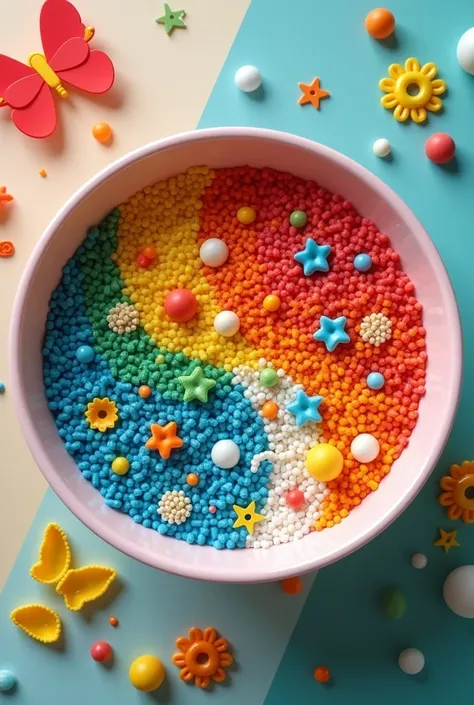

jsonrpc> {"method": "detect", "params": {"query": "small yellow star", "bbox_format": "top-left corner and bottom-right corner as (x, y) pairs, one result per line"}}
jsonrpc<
(434, 528), (460, 553)
(233, 501), (264, 535)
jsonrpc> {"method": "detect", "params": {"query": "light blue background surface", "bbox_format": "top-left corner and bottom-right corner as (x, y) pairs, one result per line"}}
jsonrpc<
(2, 0), (474, 703)
(200, 0), (474, 702)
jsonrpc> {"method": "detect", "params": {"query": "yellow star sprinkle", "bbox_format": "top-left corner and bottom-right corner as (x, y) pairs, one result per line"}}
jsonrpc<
(233, 501), (264, 535)
(434, 528), (460, 553)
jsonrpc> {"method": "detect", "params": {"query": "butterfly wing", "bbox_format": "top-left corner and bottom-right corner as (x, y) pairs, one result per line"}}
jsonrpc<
(11, 83), (57, 139)
(49, 36), (90, 73)
(40, 0), (86, 62)
(0, 55), (36, 101)
(4, 74), (44, 108)
(57, 50), (115, 94)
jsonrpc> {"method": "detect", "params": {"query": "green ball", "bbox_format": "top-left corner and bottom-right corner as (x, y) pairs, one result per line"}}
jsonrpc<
(289, 210), (307, 228)
(381, 587), (406, 620)
(259, 368), (279, 388)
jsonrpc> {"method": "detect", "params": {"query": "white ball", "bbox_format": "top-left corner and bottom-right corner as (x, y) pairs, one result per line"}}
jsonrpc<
(235, 65), (262, 92)
(373, 138), (391, 158)
(457, 27), (474, 75)
(350, 433), (380, 463)
(398, 648), (425, 675)
(411, 553), (427, 570)
(211, 440), (241, 469)
(443, 565), (474, 617)
(214, 310), (240, 337)
(200, 238), (229, 267)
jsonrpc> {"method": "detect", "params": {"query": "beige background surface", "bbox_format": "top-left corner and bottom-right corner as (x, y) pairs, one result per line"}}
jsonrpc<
(0, 0), (249, 589)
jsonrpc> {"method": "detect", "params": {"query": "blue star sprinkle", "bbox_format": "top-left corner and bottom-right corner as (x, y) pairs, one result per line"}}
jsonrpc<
(313, 315), (350, 352)
(287, 391), (323, 427)
(294, 238), (331, 276)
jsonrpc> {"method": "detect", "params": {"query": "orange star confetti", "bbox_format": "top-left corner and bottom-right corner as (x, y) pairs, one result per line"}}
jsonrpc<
(145, 421), (183, 459)
(298, 77), (330, 110)
(434, 528), (459, 553)
(0, 186), (13, 206)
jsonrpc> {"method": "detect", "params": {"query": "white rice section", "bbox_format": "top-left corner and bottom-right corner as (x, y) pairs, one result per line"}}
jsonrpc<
(232, 359), (329, 549)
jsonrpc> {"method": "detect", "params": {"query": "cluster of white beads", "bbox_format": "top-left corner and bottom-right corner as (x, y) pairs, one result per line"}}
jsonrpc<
(232, 359), (328, 549)
(107, 302), (140, 334)
(157, 490), (192, 524)
(359, 312), (392, 346)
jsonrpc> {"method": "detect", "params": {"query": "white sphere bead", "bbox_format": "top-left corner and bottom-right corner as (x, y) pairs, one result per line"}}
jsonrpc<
(350, 433), (380, 463)
(411, 553), (427, 569)
(398, 648), (425, 675)
(373, 138), (391, 157)
(235, 65), (262, 92)
(457, 28), (474, 75)
(199, 238), (229, 267)
(214, 310), (240, 337)
(443, 565), (474, 617)
(211, 439), (241, 469)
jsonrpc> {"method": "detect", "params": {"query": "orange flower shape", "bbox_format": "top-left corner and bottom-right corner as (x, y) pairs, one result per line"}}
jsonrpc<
(439, 461), (474, 523)
(172, 627), (233, 689)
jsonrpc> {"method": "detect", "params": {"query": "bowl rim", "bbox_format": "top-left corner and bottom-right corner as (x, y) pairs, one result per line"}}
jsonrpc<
(9, 127), (462, 581)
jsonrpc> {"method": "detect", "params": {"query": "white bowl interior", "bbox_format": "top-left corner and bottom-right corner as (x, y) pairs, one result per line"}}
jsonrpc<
(10, 129), (461, 582)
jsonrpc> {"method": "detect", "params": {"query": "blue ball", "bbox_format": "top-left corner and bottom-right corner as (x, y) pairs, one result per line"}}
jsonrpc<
(0, 382), (4, 393)
(0, 670), (16, 692)
(367, 372), (385, 390)
(75, 345), (95, 364)
(354, 253), (372, 272)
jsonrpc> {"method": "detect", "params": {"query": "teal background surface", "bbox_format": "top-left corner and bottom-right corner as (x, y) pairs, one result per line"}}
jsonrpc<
(200, 0), (474, 701)
(2, 0), (474, 703)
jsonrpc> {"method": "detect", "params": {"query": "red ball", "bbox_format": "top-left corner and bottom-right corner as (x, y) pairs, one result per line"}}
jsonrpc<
(164, 289), (198, 323)
(286, 489), (305, 509)
(425, 133), (456, 164)
(90, 641), (112, 662)
(137, 253), (151, 268)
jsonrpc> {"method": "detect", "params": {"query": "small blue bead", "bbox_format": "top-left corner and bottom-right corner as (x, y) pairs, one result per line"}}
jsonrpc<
(0, 382), (5, 393)
(0, 670), (17, 692)
(353, 253), (372, 272)
(367, 372), (385, 390)
(75, 345), (95, 363)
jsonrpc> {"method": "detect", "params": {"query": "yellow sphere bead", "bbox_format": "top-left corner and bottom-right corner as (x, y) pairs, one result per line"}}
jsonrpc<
(263, 294), (281, 312)
(306, 444), (344, 482)
(129, 655), (165, 692)
(111, 456), (130, 475)
(237, 206), (256, 225)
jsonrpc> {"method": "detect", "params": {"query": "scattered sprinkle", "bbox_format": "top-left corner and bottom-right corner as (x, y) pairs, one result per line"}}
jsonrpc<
(298, 77), (330, 110)
(156, 3), (186, 34)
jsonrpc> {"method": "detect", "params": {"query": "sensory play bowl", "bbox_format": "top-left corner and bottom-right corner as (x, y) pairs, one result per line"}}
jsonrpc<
(10, 128), (462, 583)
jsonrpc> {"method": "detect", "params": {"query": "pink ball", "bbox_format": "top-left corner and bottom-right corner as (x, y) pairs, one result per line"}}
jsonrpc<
(286, 489), (305, 509)
(91, 641), (112, 662)
(164, 289), (198, 323)
(425, 133), (456, 164)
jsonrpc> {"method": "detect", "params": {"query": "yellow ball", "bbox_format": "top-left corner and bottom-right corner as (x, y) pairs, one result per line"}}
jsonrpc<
(111, 456), (130, 475)
(129, 655), (165, 692)
(263, 294), (281, 312)
(306, 444), (344, 482)
(237, 206), (256, 225)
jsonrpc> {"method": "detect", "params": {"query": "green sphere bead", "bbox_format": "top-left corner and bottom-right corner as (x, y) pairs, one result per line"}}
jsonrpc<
(259, 368), (279, 388)
(289, 210), (307, 228)
(381, 587), (406, 620)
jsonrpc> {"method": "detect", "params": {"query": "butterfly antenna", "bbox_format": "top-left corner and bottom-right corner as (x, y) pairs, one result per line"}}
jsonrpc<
(84, 26), (95, 42)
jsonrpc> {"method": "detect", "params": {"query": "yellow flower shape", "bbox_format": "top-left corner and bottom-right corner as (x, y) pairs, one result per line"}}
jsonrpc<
(172, 627), (233, 689)
(379, 57), (446, 123)
(439, 461), (474, 523)
(85, 397), (118, 432)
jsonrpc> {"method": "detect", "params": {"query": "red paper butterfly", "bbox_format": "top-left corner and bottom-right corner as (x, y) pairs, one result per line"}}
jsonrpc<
(0, 0), (115, 138)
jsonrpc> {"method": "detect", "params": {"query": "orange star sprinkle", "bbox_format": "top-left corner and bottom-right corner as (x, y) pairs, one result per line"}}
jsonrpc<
(145, 421), (183, 459)
(0, 186), (13, 206)
(434, 528), (459, 553)
(298, 77), (330, 110)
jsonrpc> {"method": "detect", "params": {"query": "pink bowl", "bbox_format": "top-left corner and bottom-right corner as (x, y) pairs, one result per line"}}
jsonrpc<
(9, 128), (462, 582)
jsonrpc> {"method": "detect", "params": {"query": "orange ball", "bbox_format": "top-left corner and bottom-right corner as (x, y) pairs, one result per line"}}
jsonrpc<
(314, 666), (331, 683)
(109, 616), (118, 627)
(262, 401), (279, 420)
(186, 473), (199, 486)
(365, 8), (395, 39)
(263, 294), (281, 312)
(92, 121), (113, 143)
(142, 245), (157, 260)
(281, 576), (303, 595)
(138, 385), (152, 398)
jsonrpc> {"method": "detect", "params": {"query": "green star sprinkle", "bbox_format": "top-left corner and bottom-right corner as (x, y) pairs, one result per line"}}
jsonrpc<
(178, 367), (216, 403)
(156, 3), (186, 34)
